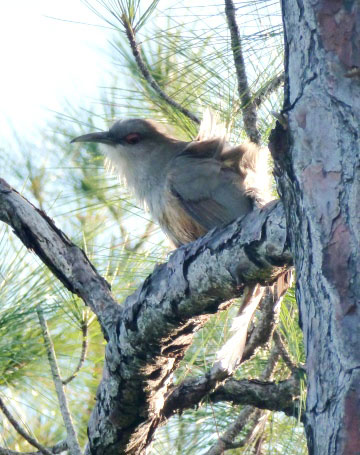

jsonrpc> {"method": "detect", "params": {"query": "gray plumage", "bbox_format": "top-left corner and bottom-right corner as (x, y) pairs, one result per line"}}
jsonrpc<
(72, 118), (271, 247)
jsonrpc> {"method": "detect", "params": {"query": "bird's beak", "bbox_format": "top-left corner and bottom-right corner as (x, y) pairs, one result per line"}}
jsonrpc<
(70, 131), (114, 145)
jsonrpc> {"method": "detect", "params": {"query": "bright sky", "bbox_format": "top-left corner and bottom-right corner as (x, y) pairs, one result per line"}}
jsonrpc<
(0, 1), (112, 140)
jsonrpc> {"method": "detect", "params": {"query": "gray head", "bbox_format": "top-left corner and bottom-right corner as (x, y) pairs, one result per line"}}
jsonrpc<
(72, 118), (187, 206)
(71, 118), (178, 147)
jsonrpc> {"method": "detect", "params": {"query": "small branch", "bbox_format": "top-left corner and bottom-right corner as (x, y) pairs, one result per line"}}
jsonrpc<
(122, 19), (200, 124)
(205, 346), (280, 455)
(253, 74), (285, 108)
(37, 307), (82, 455)
(261, 341), (281, 380)
(0, 397), (53, 455)
(273, 330), (298, 373)
(62, 321), (89, 385)
(224, 0), (260, 144)
(224, 408), (264, 450)
(205, 405), (257, 455)
(0, 441), (67, 455)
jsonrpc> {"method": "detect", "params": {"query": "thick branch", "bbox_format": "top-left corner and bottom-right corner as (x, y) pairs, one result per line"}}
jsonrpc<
(0, 179), (291, 455)
(85, 201), (291, 454)
(210, 373), (302, 419)
(0, 179), (120, 338)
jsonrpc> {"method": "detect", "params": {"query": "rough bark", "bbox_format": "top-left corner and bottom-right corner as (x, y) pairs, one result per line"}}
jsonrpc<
(209, 372), (303, 420)
(271, 1), (360, 454)
(0, 179), (292, 454)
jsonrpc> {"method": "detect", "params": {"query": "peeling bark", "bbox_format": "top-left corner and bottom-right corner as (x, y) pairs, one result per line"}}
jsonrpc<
(271, 1), (360, 454)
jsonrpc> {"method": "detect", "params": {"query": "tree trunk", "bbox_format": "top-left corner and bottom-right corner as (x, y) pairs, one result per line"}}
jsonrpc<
(271, 1), (360, 454)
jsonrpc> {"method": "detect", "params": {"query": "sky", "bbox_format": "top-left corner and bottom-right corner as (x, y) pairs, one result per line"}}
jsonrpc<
(0, 1), (282, 145)
(0, 1), (113, 140)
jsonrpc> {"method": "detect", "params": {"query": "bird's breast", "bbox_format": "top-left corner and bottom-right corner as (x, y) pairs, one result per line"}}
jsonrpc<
(156, 192), (206, 247)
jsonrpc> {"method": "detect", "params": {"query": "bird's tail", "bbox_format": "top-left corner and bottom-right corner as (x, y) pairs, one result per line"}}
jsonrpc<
(211, 271), (293, 377)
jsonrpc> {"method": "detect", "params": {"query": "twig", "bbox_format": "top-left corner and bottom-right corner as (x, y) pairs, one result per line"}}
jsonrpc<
(205, 405), (257, 455)
(36, 307), (82, 455)
(122, 19), (200, 124)
(0, 397), (53, 455)
(223, 409), (263, 449)
(205, 345), (280, 455)
(273, 330), (298, 372)
(260, 341), (280, 380)
(62, 321), (89, 385)
(0, 441), (67, 455)
(253, 74), (285, 108)
(224, 0), (260, 144)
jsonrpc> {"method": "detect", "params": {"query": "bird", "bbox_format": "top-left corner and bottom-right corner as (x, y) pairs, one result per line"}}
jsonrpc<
(71, 115), (272, 247)
(72, 115), (275, 371)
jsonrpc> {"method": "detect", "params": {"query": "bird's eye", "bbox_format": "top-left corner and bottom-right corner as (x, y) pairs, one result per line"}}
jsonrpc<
(125, 133), (141, 145)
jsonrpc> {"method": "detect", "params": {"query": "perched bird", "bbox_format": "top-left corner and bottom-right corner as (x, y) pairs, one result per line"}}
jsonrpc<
(72, 115), (276, 370)
(71, 116), (271, 247)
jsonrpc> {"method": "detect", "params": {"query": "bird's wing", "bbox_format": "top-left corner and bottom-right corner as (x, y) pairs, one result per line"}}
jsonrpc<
(168, 144), (253, 232)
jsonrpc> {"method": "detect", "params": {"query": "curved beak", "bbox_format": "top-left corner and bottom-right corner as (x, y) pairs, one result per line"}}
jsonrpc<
(71, 131), (114, 145)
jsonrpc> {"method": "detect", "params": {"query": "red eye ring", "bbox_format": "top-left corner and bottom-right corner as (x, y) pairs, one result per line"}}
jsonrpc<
(125, 133), (141, 145)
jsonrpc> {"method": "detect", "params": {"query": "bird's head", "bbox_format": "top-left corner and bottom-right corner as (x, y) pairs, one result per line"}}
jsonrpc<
(71, 118), (187, 203)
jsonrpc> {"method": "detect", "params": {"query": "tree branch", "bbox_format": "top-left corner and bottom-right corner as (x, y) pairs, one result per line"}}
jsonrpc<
(0, 441), (67, 455)
(0, 178), (292, 455)
(36, 307), (82, 455)
(253, 74), (285, 108)
(62, 320), (89, 385)
(206, 405), (257, 455)
(122, 19), (200, 124)
(162, 275), (292, 419)
(0, 396), (53, 455)
(0, 178), (120, 339)
(205, 345), (280, 454)
(210, 372), (303, 420)
(273, 330), (298, 373)
(220, 408), (264, 450)
(224, 0), (260, 144)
